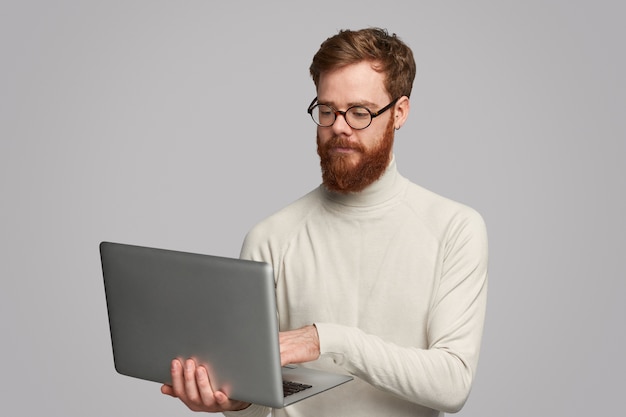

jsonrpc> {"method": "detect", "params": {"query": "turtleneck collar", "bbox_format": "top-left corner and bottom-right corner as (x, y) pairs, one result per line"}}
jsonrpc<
(321, 155), (405, 209)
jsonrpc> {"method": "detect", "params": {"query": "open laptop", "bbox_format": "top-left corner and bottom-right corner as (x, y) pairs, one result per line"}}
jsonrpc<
(99, 241), (352, 408)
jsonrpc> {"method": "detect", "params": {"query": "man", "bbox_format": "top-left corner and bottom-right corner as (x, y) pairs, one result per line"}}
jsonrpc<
(161, 27), (488, 417)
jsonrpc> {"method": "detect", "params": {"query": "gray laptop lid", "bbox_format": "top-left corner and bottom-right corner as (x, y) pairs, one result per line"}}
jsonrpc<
(99, 241), (352, 408)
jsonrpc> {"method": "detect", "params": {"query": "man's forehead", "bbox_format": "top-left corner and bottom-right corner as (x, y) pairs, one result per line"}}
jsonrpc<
(316, 61), (390, 105)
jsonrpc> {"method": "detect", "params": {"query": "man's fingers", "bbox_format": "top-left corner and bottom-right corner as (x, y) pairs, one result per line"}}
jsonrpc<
(195, 365), (218, 406)
(163, 357), (250, 412)
(160, 384), (174, 397)
(214, 390), (231, 405)
(170, 359), (185, 398)
(183, 359), (201, 402)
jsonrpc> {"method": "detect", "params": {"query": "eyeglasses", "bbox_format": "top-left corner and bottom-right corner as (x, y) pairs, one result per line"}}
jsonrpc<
(307, 97), (399, 130)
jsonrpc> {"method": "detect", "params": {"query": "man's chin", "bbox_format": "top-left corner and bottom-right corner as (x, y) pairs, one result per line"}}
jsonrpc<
(328, 156), (361, 177)
(329, 152), (361, 167)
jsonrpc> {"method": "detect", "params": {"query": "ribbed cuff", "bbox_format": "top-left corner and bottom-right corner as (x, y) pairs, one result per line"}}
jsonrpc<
(314, 322), (348, 366)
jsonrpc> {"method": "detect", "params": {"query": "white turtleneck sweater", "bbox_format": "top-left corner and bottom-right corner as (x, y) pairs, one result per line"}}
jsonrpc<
(226, 158), (488, 417)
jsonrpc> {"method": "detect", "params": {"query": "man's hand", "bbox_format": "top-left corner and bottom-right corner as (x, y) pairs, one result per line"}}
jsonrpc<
(161, 358), (250, 412)
(279, 325), (321, 366)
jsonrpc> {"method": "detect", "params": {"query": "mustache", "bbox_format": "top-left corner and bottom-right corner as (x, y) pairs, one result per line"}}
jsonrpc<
(322, 137), (365, 153)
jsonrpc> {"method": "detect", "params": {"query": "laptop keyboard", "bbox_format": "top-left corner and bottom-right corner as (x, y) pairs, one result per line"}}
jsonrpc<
(283, 380), (312, 397)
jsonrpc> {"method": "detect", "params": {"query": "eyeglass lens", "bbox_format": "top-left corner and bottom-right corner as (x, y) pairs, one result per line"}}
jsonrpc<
(310, 105), (373, 130)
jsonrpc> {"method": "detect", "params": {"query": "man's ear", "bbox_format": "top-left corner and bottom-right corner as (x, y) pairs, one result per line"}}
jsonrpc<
(394, 96), (410, 130)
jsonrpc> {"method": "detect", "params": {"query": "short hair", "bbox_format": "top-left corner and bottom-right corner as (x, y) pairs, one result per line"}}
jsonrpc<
(309, 27), (416, 99)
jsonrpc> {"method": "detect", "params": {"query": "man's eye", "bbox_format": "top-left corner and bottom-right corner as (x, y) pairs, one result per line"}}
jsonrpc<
(350, 108), (371, 119)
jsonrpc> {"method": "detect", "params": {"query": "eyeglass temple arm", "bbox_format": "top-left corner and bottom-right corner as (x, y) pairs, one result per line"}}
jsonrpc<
(307, 97), (318, 113)
(370, 97), (399, 117)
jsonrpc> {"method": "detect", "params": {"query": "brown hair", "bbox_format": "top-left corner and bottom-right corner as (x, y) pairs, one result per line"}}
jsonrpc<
(309, 27), (416, 99)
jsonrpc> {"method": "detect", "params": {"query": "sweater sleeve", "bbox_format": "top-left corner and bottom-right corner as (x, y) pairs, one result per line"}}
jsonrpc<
(222, 404), (270, 417)
(316, 210), (488, 413)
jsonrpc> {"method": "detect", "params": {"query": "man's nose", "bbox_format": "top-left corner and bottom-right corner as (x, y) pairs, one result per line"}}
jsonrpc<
(331, 112), (353, 136)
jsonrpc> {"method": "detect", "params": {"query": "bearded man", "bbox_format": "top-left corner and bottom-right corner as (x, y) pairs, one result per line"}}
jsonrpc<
(162, 27), (489, 417)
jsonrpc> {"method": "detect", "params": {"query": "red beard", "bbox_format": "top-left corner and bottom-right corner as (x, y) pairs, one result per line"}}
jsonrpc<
(317, 115), (395, 193)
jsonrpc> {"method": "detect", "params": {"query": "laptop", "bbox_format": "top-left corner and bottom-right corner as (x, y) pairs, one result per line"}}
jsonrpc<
(99, 241), (352, 408)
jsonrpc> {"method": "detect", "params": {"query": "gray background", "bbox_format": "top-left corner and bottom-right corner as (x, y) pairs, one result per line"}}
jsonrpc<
(1, 1), (624, 416)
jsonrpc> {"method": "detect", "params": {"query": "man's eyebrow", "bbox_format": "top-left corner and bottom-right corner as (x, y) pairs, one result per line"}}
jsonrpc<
(318, 99), (379, 109)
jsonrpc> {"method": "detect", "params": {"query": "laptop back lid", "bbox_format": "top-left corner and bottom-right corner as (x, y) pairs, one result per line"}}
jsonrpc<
(99, 241), (285, 408)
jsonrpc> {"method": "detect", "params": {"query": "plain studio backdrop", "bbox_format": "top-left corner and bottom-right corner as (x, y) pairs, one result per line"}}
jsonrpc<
(1, 1), (624, 416)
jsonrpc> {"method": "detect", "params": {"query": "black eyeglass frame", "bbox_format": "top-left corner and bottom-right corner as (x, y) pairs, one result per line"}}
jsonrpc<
(307, 96), (400, 130)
